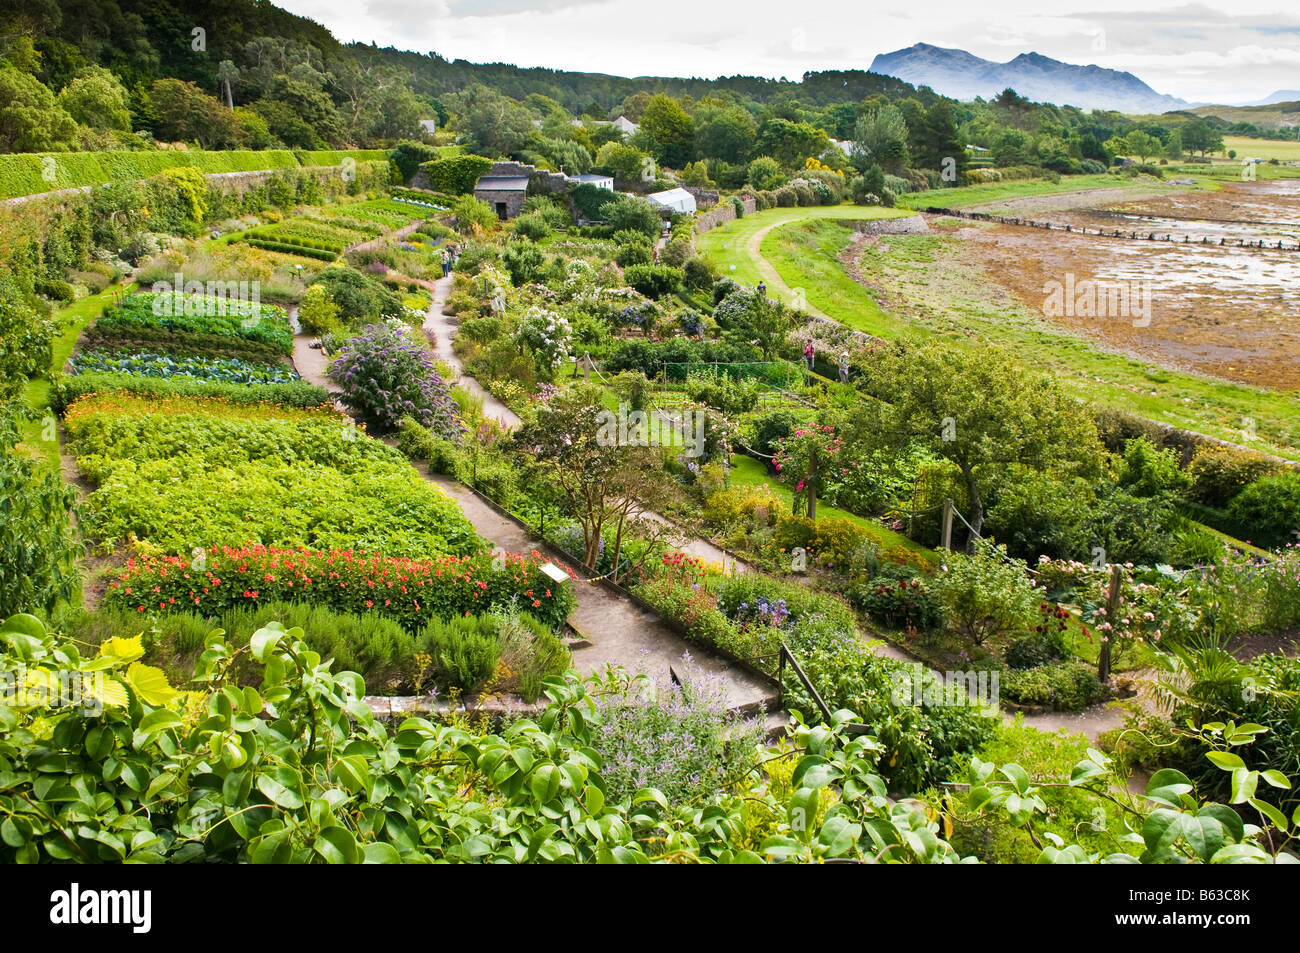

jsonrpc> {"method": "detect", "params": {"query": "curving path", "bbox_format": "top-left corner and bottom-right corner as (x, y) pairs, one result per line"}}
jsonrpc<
(290, 290), (779, 713)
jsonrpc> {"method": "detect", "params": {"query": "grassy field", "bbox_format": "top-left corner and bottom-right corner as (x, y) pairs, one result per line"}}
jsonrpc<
(699, 200), (1300, 457)
(1222, 136), (1300, 162)
(18, 283), (135, 469)
(895, 173), (1139, 210)
(728, 455), (935, 560)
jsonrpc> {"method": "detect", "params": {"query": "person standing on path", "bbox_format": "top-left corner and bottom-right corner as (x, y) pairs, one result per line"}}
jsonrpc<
(803, 342), (815, 372)
(838, 350), (850, 383)
(440, 247), (451, 278)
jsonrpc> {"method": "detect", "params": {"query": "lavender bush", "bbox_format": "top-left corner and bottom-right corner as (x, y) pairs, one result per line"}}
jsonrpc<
(590, 666), (764, 806)
(329, 318), (465, 438)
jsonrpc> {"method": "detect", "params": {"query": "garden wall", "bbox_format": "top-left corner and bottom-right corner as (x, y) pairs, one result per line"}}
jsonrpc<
(694, 195), (757, 234)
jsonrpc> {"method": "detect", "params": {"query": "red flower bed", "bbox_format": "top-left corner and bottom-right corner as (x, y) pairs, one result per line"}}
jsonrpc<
(104, 544), (578, 631)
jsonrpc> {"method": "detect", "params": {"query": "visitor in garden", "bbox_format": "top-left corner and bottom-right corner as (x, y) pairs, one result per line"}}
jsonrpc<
(804, 342), (815, 371)
(838, 351), (850, 383)
(440, 248), (451, 277)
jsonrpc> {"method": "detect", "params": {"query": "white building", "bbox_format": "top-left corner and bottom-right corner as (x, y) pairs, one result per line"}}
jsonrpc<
(568, 173), (614, 191)
(646, 187), (696, 215)
(610, 115), (639, 137)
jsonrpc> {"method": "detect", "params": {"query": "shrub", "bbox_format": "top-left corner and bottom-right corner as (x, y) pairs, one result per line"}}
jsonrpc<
(848, 576), (941, 631)
(397, 415), (468, 478)
(452, 195), (498, 234)
(682, 256), (717, 292)
(589, 669), (764, 806)
(71, 602), (422, 695)
(309, 267), (403, 327)
(929, 543), (1040, 646)
(0, 415), (81, 616)
(1187, 445), (1281, 509)
(1000, 661), (1106, 712)
(419, 614), (499, 693)
(502, 241), (545, 285)
(748, 407), (805, 457)
(490, 609), (570, 702)
(297, 284), (343, 337)
(329, 319), (465, 436)
(622, 264), (682, 299)
(1227, 470), (1300, 546)
(660, 237), (693, 268)
(614, 241), (652, 267)
(512, 212), (552, 241)
(787, 637), (995, 793)
(1003, 627), (1068, 670)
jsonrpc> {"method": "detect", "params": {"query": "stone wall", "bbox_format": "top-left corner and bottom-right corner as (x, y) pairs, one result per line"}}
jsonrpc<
(683, 186), (719, 209)
(694, 195), (756, 234)
(486, 160), (568, 194)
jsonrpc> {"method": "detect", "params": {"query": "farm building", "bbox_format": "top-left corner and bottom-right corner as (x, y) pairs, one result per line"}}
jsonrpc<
(646, 187), (697, 215)
(473, 175), (529, 220)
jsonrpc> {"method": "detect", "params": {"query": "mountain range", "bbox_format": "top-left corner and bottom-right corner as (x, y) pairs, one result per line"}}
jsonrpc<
(869, 43), (1188, 113)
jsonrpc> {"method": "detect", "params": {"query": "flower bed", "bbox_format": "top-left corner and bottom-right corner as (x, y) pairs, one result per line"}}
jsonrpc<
(103, 544), (577, 631)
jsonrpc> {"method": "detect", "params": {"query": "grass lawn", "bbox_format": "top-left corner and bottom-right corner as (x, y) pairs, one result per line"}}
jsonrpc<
(1221, 137), (1300, 163)
(696, 204), (910, 291)
(18, 282), (136, 469)
(895, 173), (1135, 210)
(701, 206), (1300, 457)
(728, 454), (935, 561)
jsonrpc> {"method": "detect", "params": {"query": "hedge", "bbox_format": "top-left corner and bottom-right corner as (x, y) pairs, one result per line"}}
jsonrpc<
(52, 372), (332, 414)
(421, 155), (494, 195)
(0, 149), (394, 200)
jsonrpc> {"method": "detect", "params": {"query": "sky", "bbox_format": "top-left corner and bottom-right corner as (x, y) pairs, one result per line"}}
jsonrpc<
(274, 0), (1300, 104)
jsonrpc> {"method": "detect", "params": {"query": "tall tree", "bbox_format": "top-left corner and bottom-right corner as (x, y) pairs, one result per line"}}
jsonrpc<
(862, 341), (1103, 539)
(851, 104), (909, 175)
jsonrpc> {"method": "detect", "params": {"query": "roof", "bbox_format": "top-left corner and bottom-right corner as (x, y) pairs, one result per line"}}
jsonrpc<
(647, 187), (695, 203)
(569, 173), (613, 182)
(474, 175), (529, 192)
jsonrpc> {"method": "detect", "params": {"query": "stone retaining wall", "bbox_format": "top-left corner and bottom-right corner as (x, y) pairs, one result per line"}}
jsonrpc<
(694, 195), (757, 234)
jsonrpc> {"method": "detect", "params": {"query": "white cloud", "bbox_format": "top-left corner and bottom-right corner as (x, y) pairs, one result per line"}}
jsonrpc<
(273, 0), (1300, 102)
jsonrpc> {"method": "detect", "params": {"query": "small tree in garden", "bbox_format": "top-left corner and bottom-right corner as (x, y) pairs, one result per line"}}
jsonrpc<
(929, 541), (1040, 647)
(716, 288), (796, 360)
(328, 319), (464, 437)
(515, 383), (670, 578)
(773, 424), (842, 523)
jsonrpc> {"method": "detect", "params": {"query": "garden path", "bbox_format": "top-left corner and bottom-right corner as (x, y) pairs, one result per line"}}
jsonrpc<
(289, 307), (779, 713)
(423, 276), (742, 572)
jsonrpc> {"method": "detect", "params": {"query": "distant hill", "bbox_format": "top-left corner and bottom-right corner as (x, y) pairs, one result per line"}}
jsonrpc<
(869, 43), (1186, 113)
(1189, 100), (1300, 131)
(1245, 91), (1300, 107)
